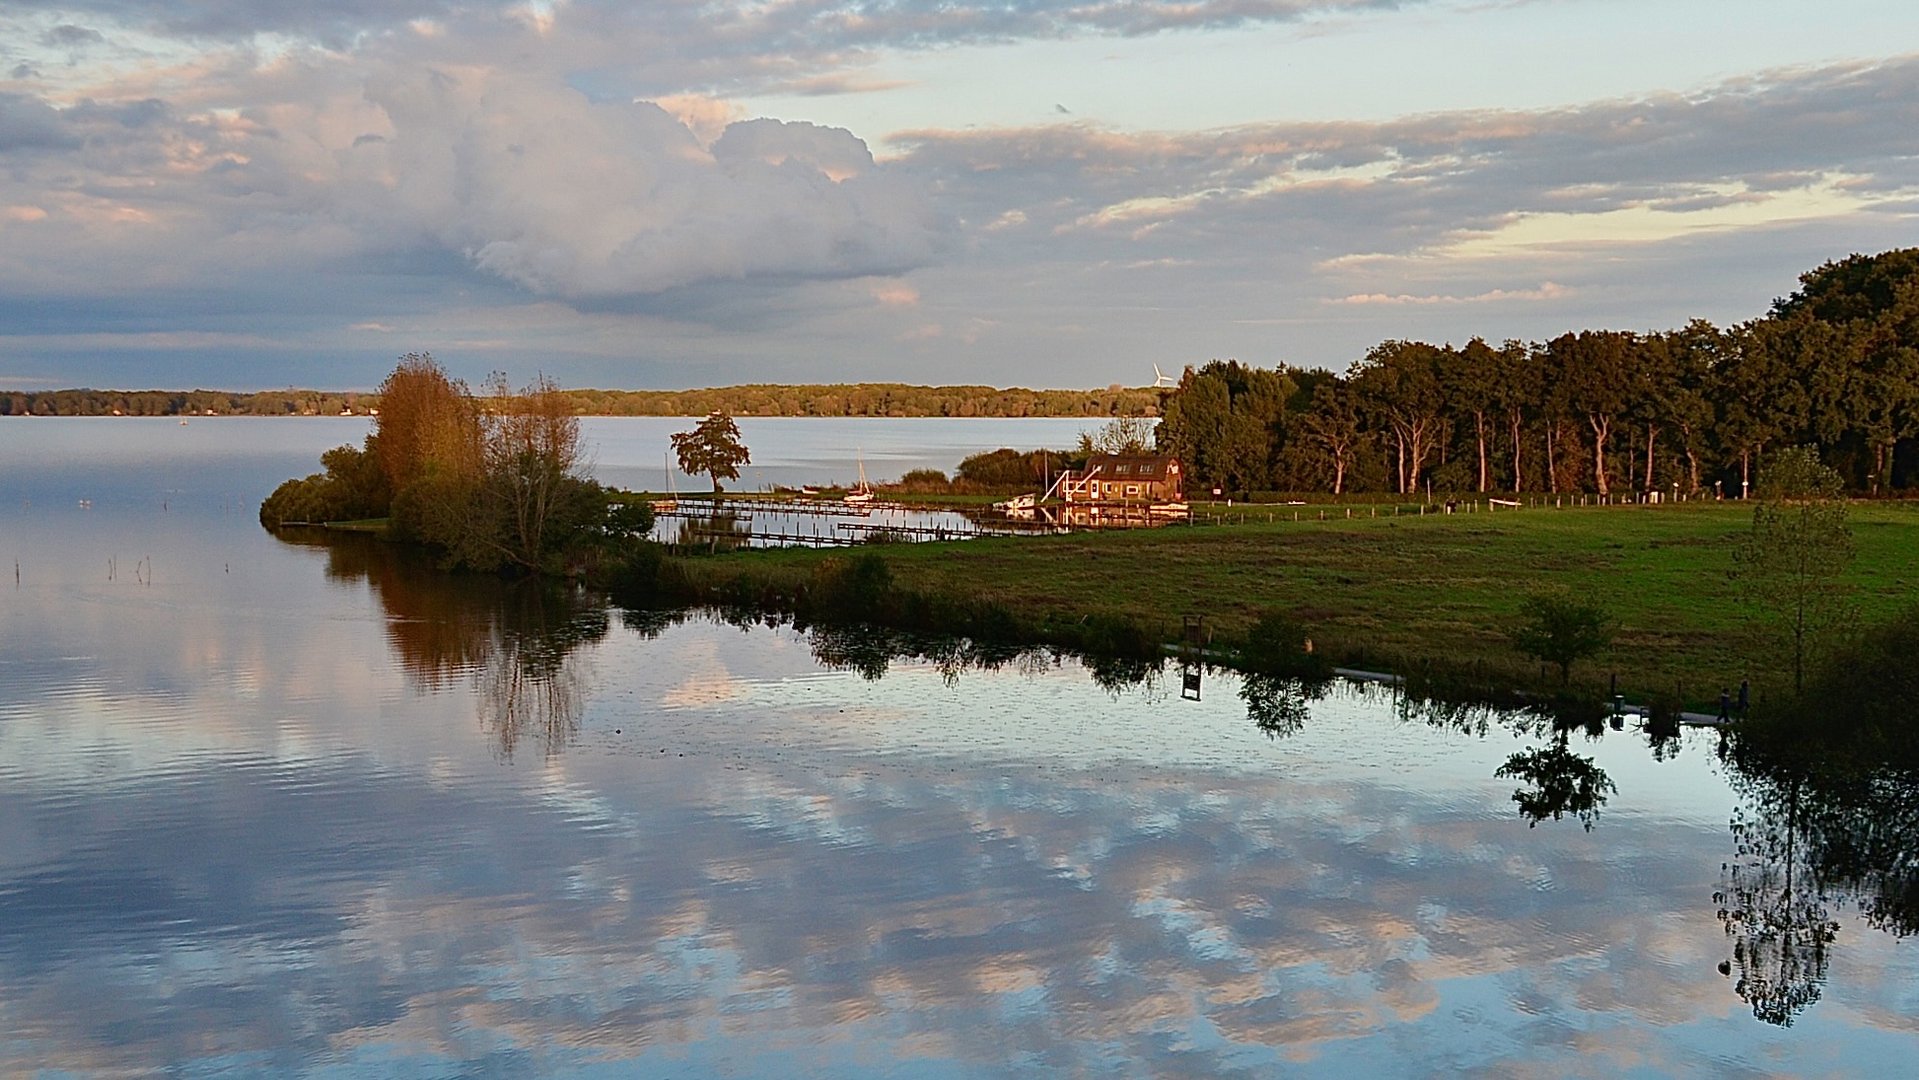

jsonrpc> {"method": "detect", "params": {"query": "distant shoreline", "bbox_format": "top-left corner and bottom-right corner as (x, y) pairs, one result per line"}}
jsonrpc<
(2, 383), (1162, 419)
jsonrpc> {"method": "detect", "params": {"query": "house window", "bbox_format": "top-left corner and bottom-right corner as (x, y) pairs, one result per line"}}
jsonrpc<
(1126, 484), (1139, 496)
(1115, 464), (1131, 474)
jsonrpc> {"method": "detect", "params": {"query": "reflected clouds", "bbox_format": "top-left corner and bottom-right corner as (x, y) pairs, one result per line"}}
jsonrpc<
(3, 524), (1919, 1071)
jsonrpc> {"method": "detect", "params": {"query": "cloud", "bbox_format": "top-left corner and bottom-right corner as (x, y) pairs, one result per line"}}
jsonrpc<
(891, 55), (1919, 278)
(0, 67), (943, 305)
(5, 0), (475, 47)
(359, 69), (944, 297)
(0, 92), (79, 151)
(39, 23), (106, 47)
(869, 280), (921, 306)
(1328, 282), (1571, 305)
(773, 73), (916, 97)
(1, 0), (1428, 50)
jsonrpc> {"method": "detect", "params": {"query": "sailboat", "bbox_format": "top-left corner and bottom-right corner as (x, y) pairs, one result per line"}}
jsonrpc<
(657, 453), (679, 513)
(844, 450), (875, 504)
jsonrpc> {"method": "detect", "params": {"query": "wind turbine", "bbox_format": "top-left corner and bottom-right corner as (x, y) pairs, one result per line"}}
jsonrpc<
(1152, 363), (1176, 388)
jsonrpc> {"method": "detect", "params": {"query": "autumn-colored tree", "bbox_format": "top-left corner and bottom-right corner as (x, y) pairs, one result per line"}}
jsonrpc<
(373, 353), (479, 491)
(478, 373), (594, 571)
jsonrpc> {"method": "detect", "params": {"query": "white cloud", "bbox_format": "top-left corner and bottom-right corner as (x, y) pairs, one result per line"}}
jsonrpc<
(1328, 282), (1571, 305)
(357, 68), (943, 297)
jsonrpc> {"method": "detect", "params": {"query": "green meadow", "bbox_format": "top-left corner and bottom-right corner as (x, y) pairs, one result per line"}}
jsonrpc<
(687, 501), (1919, 705)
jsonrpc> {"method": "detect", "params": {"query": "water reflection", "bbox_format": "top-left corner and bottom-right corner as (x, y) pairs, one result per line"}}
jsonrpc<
(669, 507), (755, 552)
(1716, 775), (1837, 1026)
(232, 531), (1919, 1043)
(805, 622), (1046, 683)
(1715, 734), (1919, 1026)
(1240, 673), (1329, 740)
(1392, 689), (1619, 831)
(284, 531), (609, 758)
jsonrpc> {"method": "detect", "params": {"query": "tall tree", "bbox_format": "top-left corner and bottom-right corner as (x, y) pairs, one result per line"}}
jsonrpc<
(478, 373), (595, 572)
(373, 353), (480, 491)
(1493, 340), (1539, 493)
(1350, 341), (1445, 494)
(1298, 380), (1364, 495)
(1662, 321), (1724, 495)
(1774, 251), (1919, 494)
(1549, 331), (1635, 496)
(1452, 338), (1501, 492)
(1154, 361), (1292, 495)
(1730, 447), (1854, 695)
(672, 412), (752, 492)
(1719, 322), (1813, 499)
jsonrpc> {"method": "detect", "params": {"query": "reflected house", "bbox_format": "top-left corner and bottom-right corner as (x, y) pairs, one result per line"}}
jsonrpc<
(1054, 453), (1184, 508)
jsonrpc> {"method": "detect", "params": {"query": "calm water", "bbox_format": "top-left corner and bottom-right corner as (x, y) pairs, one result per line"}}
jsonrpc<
(1, 418), (1915, 1076)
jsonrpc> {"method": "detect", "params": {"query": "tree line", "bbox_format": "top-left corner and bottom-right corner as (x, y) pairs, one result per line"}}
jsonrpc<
(3, 382), (1160, 419)
(1, 388), (375, 417)
(1157, 248), (1919, 497)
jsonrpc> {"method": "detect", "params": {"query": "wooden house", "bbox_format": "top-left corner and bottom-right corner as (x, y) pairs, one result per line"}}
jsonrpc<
(1053, 453), (1184, 505)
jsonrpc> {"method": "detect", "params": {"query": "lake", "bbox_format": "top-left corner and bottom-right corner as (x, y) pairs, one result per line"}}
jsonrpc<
(1, 417), (1915, 1076)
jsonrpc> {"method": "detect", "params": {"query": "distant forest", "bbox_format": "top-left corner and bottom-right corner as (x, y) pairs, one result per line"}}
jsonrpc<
(1158, 248), (1919, 497)
(0, 383), (1160, 419)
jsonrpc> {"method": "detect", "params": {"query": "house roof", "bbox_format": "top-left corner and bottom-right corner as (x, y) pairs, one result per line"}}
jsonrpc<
(1080, 453), (1179, 480)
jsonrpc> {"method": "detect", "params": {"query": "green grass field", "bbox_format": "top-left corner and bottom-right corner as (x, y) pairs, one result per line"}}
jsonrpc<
(692, 501), (1919, 705)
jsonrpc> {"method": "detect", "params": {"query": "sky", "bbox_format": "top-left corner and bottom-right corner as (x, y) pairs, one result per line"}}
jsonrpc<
(2, 0), (1917, 391)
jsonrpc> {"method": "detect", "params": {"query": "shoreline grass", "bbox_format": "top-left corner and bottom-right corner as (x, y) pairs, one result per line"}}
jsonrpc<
(654, 501), (1919, 708)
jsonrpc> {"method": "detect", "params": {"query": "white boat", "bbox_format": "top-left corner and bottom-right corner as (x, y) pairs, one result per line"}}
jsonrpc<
(993, 492), (1038, 512)
(844, 450), (875, 504)
(655, 452), (679, 513)
(1148, 501), (1190, 517)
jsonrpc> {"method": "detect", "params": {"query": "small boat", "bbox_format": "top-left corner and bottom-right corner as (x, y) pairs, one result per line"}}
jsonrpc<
(844, 450), (875, 504)
(655, 453), (679, 513)
(178, 419), (189, 426)
(993, 492), (1038, 512)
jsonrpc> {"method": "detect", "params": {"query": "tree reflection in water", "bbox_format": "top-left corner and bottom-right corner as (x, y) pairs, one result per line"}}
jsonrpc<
(1494, 741), (1617, 832)
(805, 622), (1063, 687)
(1240, 673), (1328, 740)
(1389, 687), (1619, 831)
(284, 531), (615, 759)
(1714, 775), (1837, 1027)
(1714, 733), (1919, 1027)
(673, 510), (754, 552)
(1490, 697), (1616, 831)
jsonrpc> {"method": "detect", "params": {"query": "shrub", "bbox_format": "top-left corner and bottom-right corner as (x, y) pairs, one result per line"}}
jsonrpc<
(893, 469), (951, 494)
(1507, 591), (1615, 684)
(1238, 610), (1333, 680)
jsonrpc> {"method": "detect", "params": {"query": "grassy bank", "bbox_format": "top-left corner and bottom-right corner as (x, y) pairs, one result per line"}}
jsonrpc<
(651, 501), (1919, 706)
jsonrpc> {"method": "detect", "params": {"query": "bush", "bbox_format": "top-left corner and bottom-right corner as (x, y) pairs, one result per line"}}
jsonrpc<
(1507, 591), (1615, 684)
(892, 468), (951, 494)
(810, 553), (898, 621)
(258, 443), (391, 528)
(955, 448), (1068, 492)
(1238, 611), (1333, 680)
